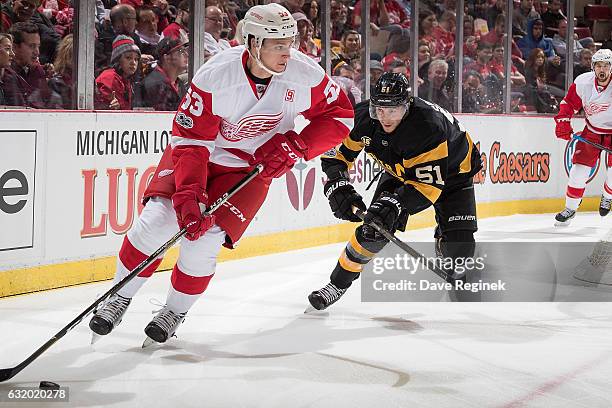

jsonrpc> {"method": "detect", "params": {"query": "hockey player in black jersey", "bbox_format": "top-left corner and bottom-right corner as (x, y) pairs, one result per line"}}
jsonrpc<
(308, 72), (483, 311)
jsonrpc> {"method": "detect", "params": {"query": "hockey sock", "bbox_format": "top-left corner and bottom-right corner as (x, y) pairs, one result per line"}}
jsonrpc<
(565, 164), (591, 210)
(165, 265), (214, 314)
(114, 236), (162, 299)
(330, 226), (388, 289)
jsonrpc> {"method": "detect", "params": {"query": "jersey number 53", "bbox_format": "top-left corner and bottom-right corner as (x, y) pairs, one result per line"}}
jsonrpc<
(181, 88), (204, 117)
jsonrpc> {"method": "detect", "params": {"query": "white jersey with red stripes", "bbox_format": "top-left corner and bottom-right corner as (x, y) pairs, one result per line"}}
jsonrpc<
(170, 46), (354, 167)
(562, 72), (612, 134)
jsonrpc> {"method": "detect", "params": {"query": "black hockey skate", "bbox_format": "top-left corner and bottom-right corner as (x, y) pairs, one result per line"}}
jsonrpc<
(143, 306), (186, 346)
(89, 294), (132, 337)
(554, 208), (576, 226)
(600, 195), (612, 217)
(307, 282), (347, 311)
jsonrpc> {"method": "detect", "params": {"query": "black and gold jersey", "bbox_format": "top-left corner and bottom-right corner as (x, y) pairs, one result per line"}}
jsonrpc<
(321, 97), (482, 215)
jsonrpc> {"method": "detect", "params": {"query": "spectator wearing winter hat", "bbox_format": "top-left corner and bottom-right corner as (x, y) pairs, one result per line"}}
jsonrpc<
(95, 4), (153, 76)
(95, 35), (141, 110)
(137, 37), (188, 111)
(294, 12), (320, 60)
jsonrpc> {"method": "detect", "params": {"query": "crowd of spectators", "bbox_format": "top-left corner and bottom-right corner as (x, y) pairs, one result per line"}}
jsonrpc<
(0, 0), (611, 113)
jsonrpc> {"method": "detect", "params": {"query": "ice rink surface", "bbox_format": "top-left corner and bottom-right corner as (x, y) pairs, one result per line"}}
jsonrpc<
(1, 213), (611, 408)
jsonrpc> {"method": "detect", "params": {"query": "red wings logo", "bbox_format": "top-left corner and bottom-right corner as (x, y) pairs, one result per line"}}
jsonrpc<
(220, 112), (284, 141)
(584, 102), (610, 116)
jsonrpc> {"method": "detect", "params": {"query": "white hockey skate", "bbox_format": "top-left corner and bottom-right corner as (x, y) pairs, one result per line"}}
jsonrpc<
(554, 208), (576, 226)
(142, 306), (186, 347)
(89, 294), (132, 344)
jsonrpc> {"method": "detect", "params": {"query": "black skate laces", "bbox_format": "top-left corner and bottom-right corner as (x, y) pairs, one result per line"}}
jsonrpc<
(602, 196), (612, 209)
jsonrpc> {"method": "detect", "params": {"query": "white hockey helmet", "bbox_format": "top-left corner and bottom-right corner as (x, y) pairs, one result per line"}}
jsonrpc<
(242, 3), (298, 49)
(591, 48), (612, 70)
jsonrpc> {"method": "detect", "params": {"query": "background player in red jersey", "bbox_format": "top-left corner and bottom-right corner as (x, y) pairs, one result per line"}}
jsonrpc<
(554, 49), (612, 226)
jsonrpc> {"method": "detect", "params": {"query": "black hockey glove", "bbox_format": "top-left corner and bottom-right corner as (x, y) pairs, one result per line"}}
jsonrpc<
(364, 192), (403, 231)
(324, 178), (366, 222)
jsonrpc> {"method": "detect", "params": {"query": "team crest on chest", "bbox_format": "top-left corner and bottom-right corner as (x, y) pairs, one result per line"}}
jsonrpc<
(220, 112), (285, 141)
(584, 102), (610, 116)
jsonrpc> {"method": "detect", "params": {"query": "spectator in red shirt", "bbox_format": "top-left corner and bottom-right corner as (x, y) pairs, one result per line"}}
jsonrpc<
(488, 41), (526, 89)
(419, 9), (450, 58)
(161, 0), (188, 41)
(436, 10), (456, 55)
(353, 0), (409, 29)
(381, 32), (410, 71)
(464, 41), (494, 79)
(481, 14), (524, 62)
(95, 35), (140, 110)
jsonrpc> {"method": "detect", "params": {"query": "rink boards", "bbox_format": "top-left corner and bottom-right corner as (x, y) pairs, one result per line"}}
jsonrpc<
(0, 110), (600, 296)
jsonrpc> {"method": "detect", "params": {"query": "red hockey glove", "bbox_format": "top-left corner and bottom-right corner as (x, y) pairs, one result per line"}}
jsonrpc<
(249, 131), (308, 179)
(554, 117), (573, 141)
(172, 190), (215, 241)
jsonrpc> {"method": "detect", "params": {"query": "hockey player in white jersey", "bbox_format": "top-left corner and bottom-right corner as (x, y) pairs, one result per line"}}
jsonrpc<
(554, 48), (612, 226)
(89, 3), (354, 344)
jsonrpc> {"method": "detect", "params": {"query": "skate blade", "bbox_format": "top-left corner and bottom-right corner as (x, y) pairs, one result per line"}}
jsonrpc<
(554, 220), (572, 227)
(303, 306), (329, 316)
(90, 333), (103, 345)
(304, 305), (318, 314)
(142, 337), (157, 348)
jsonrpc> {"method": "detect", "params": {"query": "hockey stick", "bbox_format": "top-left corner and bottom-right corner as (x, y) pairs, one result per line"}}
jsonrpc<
(573, 134), (612, 154)
(0, 164), (263, 383)
(353, 208), (455, 282)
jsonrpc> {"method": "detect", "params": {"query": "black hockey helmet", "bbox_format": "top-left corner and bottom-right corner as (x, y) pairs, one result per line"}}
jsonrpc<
(371, 72), (410, 107)
(370, 72), (410, 122)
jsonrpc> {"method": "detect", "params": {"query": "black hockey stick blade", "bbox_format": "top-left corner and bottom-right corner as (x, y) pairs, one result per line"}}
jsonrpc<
(353, 208), (455, 282)
(0, 164), (262, 383)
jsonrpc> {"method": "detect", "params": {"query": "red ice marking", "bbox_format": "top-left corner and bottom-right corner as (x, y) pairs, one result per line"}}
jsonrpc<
(498, 352), (610, 408)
